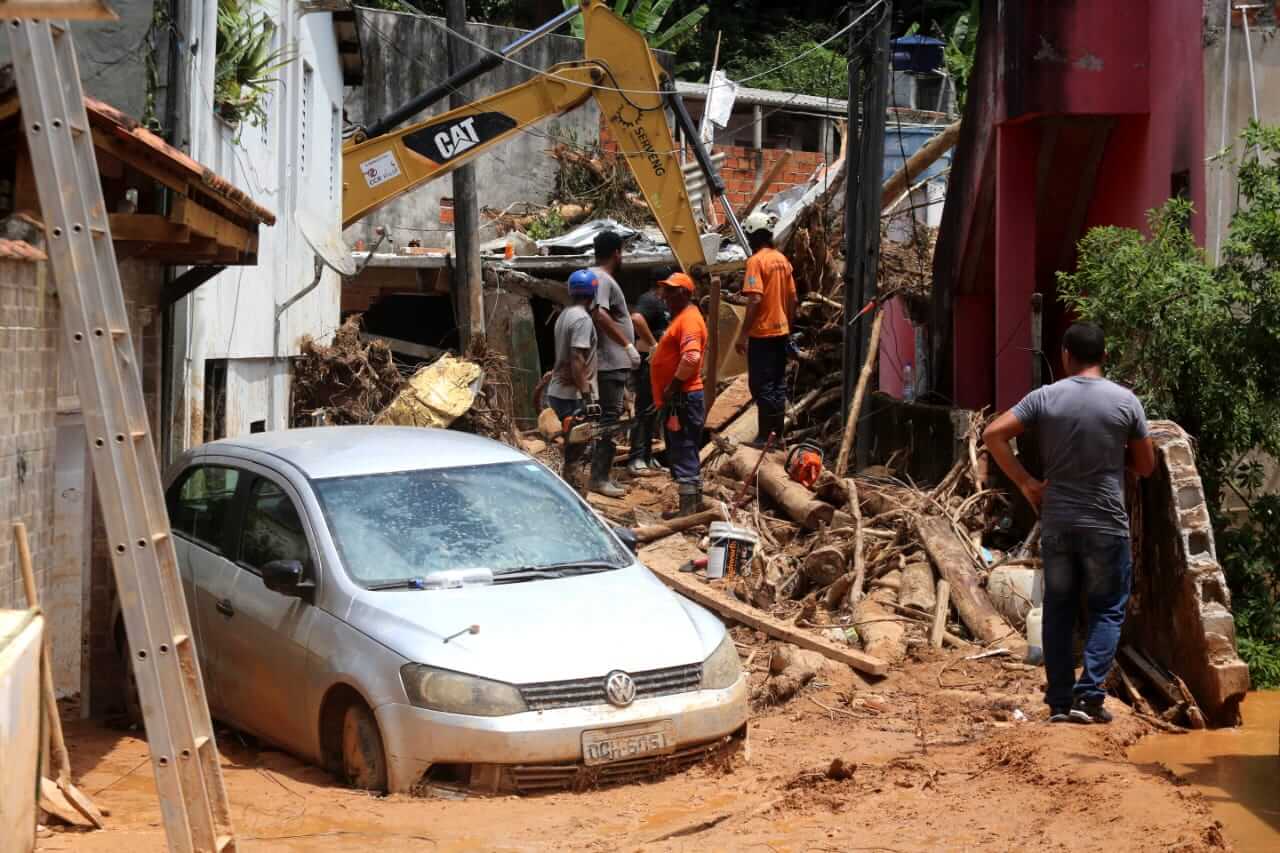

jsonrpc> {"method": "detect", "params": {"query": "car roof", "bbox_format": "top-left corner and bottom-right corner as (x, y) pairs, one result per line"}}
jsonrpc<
(197, 426), (528, 480)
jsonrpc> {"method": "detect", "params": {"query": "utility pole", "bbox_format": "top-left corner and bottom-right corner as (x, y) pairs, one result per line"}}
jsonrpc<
(842, 0), (891, 470)
(447, 0), (485, 348)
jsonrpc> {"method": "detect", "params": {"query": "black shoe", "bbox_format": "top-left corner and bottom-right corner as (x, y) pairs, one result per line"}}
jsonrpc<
(1068, 699), (1113, 725)
(1048, 707), (1072, 723)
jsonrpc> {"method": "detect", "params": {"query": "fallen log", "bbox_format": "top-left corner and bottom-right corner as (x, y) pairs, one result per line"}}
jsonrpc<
(834, 308), (885, 476)
(633, 506), (727, 544)
(725, 446), (834, 530)
(854, 594), (906, 664)
(844, 478), (867, 606)
(917, 517), (1027, 655)
(803, 544), (847, 588)
(642, 542), (888, 677)
(899, 560), (937, 613)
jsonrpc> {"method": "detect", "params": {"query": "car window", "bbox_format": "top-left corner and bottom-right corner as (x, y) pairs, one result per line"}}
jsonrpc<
(240, 478), (311, 574)
(313, 461), (629, 586)
(168, 466), (241, 552)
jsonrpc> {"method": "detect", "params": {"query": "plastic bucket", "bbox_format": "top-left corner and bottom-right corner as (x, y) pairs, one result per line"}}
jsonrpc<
(1024, 606), (1044, 666)
(707, 522), (758, 579)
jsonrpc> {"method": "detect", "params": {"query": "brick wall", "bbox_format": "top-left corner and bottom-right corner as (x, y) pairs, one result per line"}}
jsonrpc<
(599, 118), (828, 213)
(0, 253), (58, 613)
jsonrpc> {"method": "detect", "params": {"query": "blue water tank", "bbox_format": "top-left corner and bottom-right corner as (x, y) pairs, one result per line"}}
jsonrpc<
(891, 35), (945, 73)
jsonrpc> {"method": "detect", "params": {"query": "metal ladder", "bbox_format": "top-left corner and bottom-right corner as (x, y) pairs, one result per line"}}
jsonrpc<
(7, 18), (235, 852)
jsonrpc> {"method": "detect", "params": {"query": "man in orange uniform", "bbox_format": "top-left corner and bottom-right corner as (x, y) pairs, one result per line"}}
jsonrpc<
(649, 272), (708, 516)
(733, 209), (797, 446)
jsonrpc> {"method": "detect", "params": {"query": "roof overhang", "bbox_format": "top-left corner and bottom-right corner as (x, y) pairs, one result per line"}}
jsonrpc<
(1, 88), (275, 266)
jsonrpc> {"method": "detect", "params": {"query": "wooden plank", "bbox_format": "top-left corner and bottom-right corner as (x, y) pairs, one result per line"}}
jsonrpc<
(1119, 645), (1184, 708)
(929, 579), (950, 648)
(109, 213), (191, 243)
(704, 374), (752, 432)
(170, 195), (257, 252)
(640, 542), (889, 677)
(89, 127), (186, 194)
(358, 332), (444, 360)
(736, 149), (793, 218)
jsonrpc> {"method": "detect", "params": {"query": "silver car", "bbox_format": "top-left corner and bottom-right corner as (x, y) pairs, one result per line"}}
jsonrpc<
(128, 426), (747, 794)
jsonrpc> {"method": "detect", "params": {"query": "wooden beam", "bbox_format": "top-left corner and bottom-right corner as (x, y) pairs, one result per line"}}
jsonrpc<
(641, 542), (889, 677)
(108, 213), (191, 243)
(170, 195), (257, 252)
(737, 149), (793, 218)
(89, 127), (186, 194)
(162, 265), (226, 307)
(358, 332), (444, 360)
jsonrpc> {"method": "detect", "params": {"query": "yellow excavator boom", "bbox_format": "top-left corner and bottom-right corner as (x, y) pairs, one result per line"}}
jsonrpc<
(341, 0), (710, 273)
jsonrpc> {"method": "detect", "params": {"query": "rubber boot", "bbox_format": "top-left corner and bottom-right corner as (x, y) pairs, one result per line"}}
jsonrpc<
(589, 442), (626, 497)
(750, 412), (785, 449)
(677, 482), (702, 517)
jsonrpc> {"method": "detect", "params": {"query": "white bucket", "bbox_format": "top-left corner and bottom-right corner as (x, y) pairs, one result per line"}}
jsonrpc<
(707, 522), (758, 579)
(1025, 606), (1044, 666)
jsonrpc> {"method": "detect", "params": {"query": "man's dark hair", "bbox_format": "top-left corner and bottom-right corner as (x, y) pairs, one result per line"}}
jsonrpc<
(651, 265), (676, 286)
(748, 230), (772, 252)
(1063, 322), (1106, 365)
(594, 229), (623, 261)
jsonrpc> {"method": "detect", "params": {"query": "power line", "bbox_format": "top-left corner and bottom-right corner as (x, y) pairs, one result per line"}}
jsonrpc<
(355, 1), (886, 99)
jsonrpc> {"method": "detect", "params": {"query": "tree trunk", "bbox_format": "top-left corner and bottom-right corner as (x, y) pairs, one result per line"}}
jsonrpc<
(725, 447), (835, 529)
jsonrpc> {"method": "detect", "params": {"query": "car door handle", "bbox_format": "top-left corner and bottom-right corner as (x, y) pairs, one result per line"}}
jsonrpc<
(215, 598), (234, 617)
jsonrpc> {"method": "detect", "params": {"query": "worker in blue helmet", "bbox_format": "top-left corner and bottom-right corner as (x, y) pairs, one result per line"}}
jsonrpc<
(546, 269), (601, 475)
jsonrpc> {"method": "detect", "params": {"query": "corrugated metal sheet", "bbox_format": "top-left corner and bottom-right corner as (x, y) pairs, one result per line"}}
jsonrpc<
(676, 80), (848, 114)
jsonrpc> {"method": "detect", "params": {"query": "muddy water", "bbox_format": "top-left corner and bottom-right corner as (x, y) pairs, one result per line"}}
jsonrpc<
(1129, 691), (1280, 852)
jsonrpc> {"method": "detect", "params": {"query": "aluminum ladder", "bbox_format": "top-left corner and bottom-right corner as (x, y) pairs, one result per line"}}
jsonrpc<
(6, 17), (236, 852)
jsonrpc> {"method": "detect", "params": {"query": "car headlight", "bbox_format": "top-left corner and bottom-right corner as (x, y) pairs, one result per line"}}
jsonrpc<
(699, 634), (742, 690)
(400, 664), (528, 716)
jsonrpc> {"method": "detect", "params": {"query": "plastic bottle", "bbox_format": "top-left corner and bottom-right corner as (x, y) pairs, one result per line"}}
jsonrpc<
(1025, 606), (1044, 666)
(902, 363), (915, 402)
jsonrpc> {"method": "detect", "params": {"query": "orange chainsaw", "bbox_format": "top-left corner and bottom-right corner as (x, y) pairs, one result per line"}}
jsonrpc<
(786, 442), (825, 488)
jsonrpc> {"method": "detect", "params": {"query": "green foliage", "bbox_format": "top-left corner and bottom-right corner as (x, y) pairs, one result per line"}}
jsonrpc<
(524, 206), (567, 240)
(941, 0), (979, 109)
(724, 22), (847, 99)
(1058, 123), (1280, 689)
(214, 0), (296, 132)
(560, 0), (709, 54)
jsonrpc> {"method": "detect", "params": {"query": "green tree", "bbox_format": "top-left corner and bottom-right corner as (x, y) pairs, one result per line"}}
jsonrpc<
(1057, 123), (1280, 686)
(561, 0), (709, 54)
(723, 22), (847, 99)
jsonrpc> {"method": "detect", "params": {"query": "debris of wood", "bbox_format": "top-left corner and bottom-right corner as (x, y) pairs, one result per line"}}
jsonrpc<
(641, 542), (889, 677)
(725, 447), (834, 530)
(633, 506), (729, 545)
(899, 560), (937, 614)
(853, 595), (906, 664)
(918, 517), (1026, 656)
(930, 579), (951, 649)
(292, 315), (404, 426)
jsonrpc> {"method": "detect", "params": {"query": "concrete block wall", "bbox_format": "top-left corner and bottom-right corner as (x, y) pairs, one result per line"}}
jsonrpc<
(0, 254), (59, 641)
(1129, 420), (1251, 725)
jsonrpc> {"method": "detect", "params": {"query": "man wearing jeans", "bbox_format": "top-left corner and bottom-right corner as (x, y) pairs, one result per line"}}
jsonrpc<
(984, 323), (1155, 724)
(589, 230), (641, 497)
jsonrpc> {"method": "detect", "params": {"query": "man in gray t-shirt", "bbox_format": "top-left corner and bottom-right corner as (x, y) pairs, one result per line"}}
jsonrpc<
(985, 322), (1155, 725)
(586, 230), (640, 497)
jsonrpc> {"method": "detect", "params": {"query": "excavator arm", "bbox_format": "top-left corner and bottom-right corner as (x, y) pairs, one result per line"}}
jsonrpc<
(341, 0), (719, 273)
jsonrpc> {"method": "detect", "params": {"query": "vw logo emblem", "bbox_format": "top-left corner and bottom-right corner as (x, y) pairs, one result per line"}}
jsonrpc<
(604, 671), (636, 707)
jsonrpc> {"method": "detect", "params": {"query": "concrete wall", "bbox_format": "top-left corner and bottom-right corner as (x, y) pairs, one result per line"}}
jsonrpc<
(1203, 10), (1280, 262)
(170, 0), (346, 448)
(0, 0), (155, 120)
(347, 9), (601, 249)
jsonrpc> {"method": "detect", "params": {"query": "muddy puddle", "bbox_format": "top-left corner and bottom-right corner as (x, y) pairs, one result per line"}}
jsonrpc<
(1129, 690), (1280, 852)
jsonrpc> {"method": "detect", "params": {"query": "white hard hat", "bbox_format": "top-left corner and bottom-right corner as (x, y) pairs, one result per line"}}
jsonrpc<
(743, 208), (779, 235)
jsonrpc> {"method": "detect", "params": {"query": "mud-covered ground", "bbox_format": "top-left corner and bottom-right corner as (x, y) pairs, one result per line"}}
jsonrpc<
(42, 644), (1227, 852)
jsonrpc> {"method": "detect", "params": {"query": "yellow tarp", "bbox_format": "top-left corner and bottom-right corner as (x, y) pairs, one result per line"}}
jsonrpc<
(374, 354), (483, 428)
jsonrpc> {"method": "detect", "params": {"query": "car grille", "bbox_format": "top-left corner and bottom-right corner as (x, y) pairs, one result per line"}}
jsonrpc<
(518, 663), (703, 711)
(505, 738), (731, 794)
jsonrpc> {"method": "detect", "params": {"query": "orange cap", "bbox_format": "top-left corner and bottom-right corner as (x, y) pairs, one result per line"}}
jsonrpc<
(658, 271), (695, 292)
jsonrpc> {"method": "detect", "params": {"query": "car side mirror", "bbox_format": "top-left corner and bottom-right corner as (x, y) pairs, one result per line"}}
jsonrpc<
(262, 559), (309, 595)
(613, 527), (639, 555)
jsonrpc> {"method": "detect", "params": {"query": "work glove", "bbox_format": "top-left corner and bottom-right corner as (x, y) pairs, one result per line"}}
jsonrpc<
(624, 343), (642, 368)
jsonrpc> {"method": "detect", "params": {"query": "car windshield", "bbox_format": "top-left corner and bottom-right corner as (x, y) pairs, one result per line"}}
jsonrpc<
(312, 460), (630, 586)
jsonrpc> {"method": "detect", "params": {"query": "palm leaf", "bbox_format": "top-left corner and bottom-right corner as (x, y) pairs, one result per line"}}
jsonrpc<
(650, 5), (706, 48)
(643, 0), (676, 34)
(612, 0), (632, 16)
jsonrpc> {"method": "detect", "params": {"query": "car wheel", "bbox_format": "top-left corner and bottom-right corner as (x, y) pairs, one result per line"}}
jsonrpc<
(341, 702), (388, 792)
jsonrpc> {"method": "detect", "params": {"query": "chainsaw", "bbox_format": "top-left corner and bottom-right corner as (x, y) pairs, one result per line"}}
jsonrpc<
(562, 409), (641, 445)
(786, 442), (825, 488)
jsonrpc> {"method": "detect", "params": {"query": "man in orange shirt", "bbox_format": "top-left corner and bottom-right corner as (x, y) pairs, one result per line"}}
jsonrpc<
(649, 272), (707, 516)
(733, 209), (797, 446)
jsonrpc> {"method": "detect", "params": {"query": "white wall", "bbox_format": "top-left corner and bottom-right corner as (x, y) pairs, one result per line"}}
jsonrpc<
(177, 0), (346, 441)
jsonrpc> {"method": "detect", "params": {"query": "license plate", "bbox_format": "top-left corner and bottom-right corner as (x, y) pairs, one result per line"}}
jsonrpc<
(582, 721), (676, 766)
